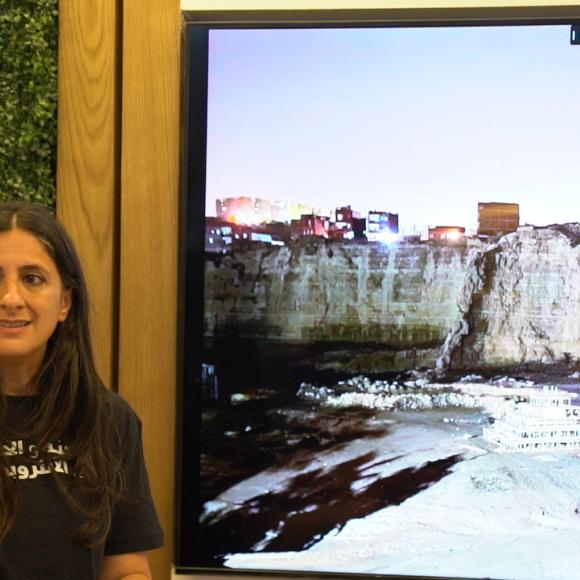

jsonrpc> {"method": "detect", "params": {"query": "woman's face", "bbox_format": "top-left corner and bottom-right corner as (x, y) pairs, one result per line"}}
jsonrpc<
(0, 228), (72, 377)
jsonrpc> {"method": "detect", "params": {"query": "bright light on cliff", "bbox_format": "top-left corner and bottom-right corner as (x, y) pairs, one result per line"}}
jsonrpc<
(376, 231), (400, 244)
(227, 212), (256, 225)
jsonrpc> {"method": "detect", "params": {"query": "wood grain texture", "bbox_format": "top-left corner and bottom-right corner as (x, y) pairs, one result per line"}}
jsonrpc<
(119, 1), (181, 579)
(57, 0), (119, 389)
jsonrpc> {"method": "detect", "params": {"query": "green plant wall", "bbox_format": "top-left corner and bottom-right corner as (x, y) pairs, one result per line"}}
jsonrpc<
(0, 0), (58, 206)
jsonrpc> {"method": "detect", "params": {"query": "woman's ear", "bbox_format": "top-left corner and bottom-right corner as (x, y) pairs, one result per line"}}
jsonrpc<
(59, 288), (73, 322)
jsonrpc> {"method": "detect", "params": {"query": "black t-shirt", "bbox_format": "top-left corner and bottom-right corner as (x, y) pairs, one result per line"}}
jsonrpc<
(0, 391), (164, 580)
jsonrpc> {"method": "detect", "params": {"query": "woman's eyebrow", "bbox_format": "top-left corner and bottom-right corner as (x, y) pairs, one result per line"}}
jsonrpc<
(18, 264), (52, 275)
(0, 264), (52, 278)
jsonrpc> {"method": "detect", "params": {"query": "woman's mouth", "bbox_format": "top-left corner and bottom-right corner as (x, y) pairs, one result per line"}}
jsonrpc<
(0, 320), (31, 328)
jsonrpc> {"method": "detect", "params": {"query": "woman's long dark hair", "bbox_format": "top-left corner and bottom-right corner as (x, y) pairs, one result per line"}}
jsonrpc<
(0, 202), (124, 545)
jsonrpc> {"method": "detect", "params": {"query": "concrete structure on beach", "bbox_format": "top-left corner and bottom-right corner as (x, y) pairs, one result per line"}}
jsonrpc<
(483, 386), (580, 452)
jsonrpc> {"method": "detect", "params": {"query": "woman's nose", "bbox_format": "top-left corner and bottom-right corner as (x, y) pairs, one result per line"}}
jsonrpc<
(0, 280), (25, 310)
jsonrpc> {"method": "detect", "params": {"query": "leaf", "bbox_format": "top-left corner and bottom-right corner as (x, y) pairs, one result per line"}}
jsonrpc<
(0, 0), (58, 205)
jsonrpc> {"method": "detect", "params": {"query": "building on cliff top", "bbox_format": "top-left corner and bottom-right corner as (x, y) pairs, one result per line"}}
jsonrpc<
(216, 196), (314, 224)
(330, 205), (358, 240)
(428, 225), (466, 243)
(291, 214), (330, 238)
(205, 216), (288, 252)
(366, 210), (399, 242)
(482, 386), (580, 452)
(478, 201), (520, 237)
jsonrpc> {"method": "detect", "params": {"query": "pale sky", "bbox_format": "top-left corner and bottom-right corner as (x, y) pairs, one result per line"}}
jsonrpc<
(204, 25), (580, 232)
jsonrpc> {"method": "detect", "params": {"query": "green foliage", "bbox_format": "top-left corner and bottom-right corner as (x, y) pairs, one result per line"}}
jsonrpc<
(0, 0), (58, 206)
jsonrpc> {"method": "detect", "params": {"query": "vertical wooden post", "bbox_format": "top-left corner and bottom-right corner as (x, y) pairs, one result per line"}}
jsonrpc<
(57, 0), (119, 392)
(119, 2), (181, 578)
(58, 1), (178, 577)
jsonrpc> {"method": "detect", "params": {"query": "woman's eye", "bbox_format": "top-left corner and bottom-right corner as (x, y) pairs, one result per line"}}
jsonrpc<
(23, 274), (44, 285)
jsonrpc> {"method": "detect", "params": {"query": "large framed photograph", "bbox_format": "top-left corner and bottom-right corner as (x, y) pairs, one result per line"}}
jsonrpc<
(177, 9), (580, 580)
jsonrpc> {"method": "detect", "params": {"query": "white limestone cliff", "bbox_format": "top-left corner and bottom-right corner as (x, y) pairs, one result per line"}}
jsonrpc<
(204, 225), (580, 371)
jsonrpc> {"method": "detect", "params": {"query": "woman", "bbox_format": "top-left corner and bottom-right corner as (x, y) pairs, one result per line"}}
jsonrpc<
(0, 202), (163, 579)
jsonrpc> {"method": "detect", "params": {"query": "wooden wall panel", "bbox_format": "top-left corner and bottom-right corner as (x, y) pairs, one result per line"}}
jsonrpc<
(58, 0), (178, 577)
(119, 2), (181, 579)
(56, 3), (580, 580)
(57, 0), (119, 389)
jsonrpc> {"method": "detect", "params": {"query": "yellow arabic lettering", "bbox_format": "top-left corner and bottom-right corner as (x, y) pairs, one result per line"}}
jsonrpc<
(16, 465), (30, 480)
(2, 440), (24, 456)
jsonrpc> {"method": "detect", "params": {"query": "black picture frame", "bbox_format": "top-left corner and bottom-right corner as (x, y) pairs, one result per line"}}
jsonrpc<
(177, 7), (580, 579)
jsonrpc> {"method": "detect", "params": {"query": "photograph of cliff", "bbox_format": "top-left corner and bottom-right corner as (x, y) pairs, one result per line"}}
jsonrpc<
(193, 23), (580, 580)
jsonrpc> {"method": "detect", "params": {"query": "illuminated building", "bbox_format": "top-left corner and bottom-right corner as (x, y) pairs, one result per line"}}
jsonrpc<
(329, 206), (359, 240)
(216, 196), (314, 225)
(366, 211), (399, 242)
(205, 216), (289, 252)
(428, 225), (466, 242)
(216, 196), (263, 225)
(290, 214), (330, 238)
(205, 216), (251, 252)
(478, 202), (520, 237)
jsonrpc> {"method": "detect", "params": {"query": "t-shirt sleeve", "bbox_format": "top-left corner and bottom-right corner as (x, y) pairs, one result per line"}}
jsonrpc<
(104, 397), (164, 555)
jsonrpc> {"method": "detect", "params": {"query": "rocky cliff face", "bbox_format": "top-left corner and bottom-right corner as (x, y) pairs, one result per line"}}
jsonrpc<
(204, 225), (580, 371)
(454, 226), (580, 369)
